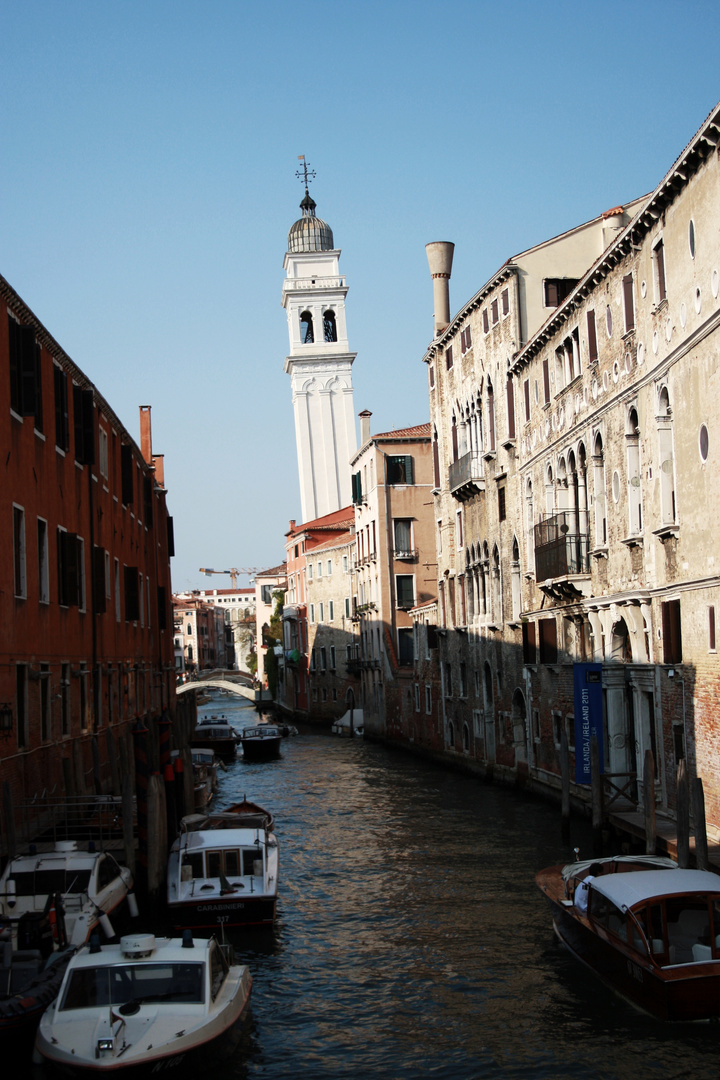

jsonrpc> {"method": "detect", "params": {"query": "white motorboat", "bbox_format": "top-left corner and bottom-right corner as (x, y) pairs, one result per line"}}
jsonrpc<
(167, 812), (278, 931)
(0, 841), (137, 949)
(35, 932), (252, 1077)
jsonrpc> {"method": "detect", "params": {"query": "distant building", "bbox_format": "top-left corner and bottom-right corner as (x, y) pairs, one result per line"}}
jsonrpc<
(193, 587), (256, 674)
(350, 414), (436, 739)
(172, 596), (224, 675)
(1, 273), (175, 810)
(253, 565), (287, 689)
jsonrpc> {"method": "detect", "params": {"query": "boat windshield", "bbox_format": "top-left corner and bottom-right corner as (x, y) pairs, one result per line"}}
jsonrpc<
(8, 869), (92, 896)
(60, 962), (205, 1009)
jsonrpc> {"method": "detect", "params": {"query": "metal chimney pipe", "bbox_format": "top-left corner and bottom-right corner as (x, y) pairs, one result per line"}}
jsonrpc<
(425, 242), (454, 337)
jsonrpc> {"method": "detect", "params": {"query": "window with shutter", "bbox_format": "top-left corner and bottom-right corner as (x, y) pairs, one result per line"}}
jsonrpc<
(507, 377), (516, 437)
(445, 345), (453, 370)
(587, 310), (598, 361)
(121, 445), (134, 505)
(539, 618), (557, 663)
(542, 358), (550, 403)
(623, 274), (635, 332)
(502, 288), (509, 316)
(523, 378), (530, 424)
(124, 566), (140, 622)
(54, 369), (70, 449)
(482, 309), (489, 334)
(387, 456), (414, 485)
(661, 599), (682, 663)
(92, 546), (107, 614)
(522, 621), (537, 664)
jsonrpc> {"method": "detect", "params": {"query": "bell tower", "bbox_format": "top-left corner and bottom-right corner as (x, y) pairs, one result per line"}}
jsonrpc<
(282, 160), (357, 523)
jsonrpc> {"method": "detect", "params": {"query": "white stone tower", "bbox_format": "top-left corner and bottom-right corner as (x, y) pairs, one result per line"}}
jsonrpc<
(282, 167), (357, 523)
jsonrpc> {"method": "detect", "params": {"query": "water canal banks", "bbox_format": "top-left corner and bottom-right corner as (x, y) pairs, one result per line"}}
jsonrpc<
(32, 695), (720, 1079)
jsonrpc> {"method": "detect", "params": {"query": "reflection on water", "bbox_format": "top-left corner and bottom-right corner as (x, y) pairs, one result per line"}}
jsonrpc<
(203, 696), (720, 1079)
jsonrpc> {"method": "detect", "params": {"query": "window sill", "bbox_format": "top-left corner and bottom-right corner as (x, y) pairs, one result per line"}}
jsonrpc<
(653, 524), (679, 541)
(506, 620), (521, 630)
(621, 535), (644, 548)
(501, 438), (516, 451)
(590, 546), (609, 560)
(483, 450), (497, 462)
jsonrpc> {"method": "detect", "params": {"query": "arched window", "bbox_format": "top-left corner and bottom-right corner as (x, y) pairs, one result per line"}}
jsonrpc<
(462, 722), (470, 752)
(657, 387), (676, 525)
(593, 432), (607, 547)
(626, 407), (642, 534)
(483, 661), (493, 712)
(525, 477), (535, 569)
(511, 535), (521, 621)
(300, 310), (314, 344)
(487, 379), (496, 451)
(323, 310), (337, 342)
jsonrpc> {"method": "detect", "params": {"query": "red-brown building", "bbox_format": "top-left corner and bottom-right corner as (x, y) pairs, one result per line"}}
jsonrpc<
(1, 272), (176, 818)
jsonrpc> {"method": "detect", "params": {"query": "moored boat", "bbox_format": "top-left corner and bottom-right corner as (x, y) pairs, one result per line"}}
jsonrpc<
(537, 854), (720, 1020)
(0, 930), (75, 1047)
(222, 796), (275, 832)
(0, 841), (137, 949)
(35, 932), (252, 1077)
(190, 717), (240, 760)
(239, 725), (282, 762)
(167, 811), (279, 931)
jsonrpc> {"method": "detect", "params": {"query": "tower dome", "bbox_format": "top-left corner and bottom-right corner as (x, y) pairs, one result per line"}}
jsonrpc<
(288, 189), (334, 253)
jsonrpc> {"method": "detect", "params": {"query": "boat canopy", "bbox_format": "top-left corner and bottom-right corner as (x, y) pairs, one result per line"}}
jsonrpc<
(591, 869), (720, 909)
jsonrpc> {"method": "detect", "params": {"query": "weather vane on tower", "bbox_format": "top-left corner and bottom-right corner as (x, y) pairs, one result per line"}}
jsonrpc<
(296, 155), (316, 192)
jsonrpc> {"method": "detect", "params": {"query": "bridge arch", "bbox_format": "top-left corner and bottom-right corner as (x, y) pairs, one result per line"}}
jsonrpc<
(176, 679), (255, 702)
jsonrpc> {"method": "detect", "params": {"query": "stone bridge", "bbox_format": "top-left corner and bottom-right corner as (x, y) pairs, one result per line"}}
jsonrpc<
(176, 678), (255, 702)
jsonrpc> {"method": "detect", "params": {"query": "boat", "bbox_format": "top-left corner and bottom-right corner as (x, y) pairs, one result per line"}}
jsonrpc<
(331, 707), (364, 737)
(239, 725), (282, 762)
(0, 926), (75, 1047)
(173, 748), (222, 811)
(222, 796), (275, 832)
(0, 841), (138, 949)
(167, 811), (278, 931)
(35, 931), (252, 1077)
(190, 717), (240, 760)
(536, 853), (720, 1020)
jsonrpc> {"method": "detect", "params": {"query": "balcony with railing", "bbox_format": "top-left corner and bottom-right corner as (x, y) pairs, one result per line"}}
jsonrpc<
(534, 511), (590, 597)
(449, 451), (485, 502)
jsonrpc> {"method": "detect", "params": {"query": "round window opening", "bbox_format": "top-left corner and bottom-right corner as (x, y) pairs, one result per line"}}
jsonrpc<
(606, 305), (613, 337)
(612, 470), (621, 503)
(699, 423), (709, 463)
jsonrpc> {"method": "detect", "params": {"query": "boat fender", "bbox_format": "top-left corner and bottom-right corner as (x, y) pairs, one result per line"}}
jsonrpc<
(48, 901), (58, 942)
(127, 892), (139, 919)
(6, 880), (16, 910)
(98, 911), (115, 938)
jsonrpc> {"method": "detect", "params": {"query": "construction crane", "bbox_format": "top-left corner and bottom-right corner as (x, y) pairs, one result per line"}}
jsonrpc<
(198, 567), (262, 589)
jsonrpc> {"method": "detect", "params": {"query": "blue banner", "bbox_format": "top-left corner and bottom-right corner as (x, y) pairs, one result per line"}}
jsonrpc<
(573, 663), (603, 785)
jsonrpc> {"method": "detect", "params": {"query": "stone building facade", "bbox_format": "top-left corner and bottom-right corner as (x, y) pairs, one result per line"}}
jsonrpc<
(420, 101), (720, 827)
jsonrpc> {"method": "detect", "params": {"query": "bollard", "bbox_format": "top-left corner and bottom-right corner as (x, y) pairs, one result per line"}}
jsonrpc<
(146, 773), (168, 905)
(133, 719), (150, 894)
(164, 762), (178, 842)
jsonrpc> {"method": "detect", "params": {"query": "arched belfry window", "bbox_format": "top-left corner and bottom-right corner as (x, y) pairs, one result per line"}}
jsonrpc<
(300, 310), (314, 344)
(323, 310), (337, 343)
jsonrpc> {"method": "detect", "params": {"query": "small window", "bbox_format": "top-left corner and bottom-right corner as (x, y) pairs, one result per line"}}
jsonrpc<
(501, 288), (509, 316)
(709, 606), (716, 653)
(461, 326), (472, 352)
(699, 423), (709, 462)
(309, 604), (315, 623)
(425, 685), (432, 714)
(327, 560), (332, 576)
(37, 518), (49, 604)
(429, 365), (435, 389)
(523, 378), (530, 423)
(498, 487), (506, 522)
(544, 279), (578, 307)
(606, 305), (613, 337)
(491, 299), (499, 325)
(445, 345), (453, 370)
(482, 308), (489, 334)
(542, 358), (550, 404)
(13, 505), (27, 599)
(689, 219), (696, 259)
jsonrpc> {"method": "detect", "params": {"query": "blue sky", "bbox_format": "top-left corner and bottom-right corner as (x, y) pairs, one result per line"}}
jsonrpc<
(1, 1), (718, 591)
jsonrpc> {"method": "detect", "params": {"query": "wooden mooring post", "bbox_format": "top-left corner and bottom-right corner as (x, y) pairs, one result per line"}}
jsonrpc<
(677, 758), (690, 869)
(560, 727), (570, 841)
(643, 748), (656, 855)
(591, 736), (603, 854)
(691, 776), (709, 871)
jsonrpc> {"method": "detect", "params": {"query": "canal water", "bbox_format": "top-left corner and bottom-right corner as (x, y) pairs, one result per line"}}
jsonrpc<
(188, 694), (720, 1080)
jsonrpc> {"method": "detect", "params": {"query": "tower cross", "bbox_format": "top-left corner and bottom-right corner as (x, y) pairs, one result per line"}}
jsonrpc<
(295, 155), (316, 190)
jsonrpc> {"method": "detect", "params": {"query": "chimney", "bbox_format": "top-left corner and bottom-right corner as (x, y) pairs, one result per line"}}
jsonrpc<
(359, 409), (372, 446)
(425, 242), (455, 337)
(153, 454), (165, 488)
(602, 206), (625, 250)
(139, 405), (152, 464)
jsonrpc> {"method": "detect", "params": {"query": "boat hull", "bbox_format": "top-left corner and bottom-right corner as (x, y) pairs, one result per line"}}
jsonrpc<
(190, 736), (238, 760)
(240, 738), (281, 762)
(168, 894), (276, 931)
